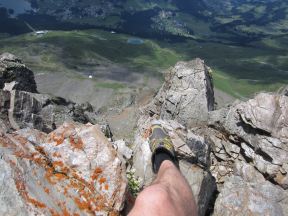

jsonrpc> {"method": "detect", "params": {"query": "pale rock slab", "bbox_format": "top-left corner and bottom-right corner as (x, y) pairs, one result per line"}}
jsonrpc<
(0, 122), (127, 215)
(214, 176), (288, 216)
(144, 58), (214, 128)
(209, 93), (288, 189)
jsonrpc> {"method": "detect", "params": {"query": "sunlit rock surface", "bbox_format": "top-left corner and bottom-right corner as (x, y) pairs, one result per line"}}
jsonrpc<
(209, 93), (288, 189)
(213, 176), (287, 216)
(208, 92), (288, 215)
(144, 58), (214, 128)
(0, 122), (127, 215)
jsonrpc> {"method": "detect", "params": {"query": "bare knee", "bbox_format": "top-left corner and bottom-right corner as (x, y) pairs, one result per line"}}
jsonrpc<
(137, 184), (172, 207)
(129, 184), (178, 216)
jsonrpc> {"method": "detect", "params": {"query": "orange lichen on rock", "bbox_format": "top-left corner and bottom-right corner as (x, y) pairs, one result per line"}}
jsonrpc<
(44, 188), (50, 194)
(0, 137), (9, 147)
(99, 177), (107, 184)
(63, 187), (68, 196)
(15, 135), (28, 145)
(14, 150), (26, 157)
(67, 172), (110, 213)
(15, 177), (46, 209)
(105, 184), (109, 190)
(50, 132), (65, 146)
(92, 167), (103, 180)
(53, 161), (64, 166)
(55, 136), (65, 146)
(52, 161), (70, 174)
(9, 159), (16, 166)
(45, 167), (56, 185)
(27, 197), (47, 209)
(32, 156), (46, 166)
(54, 173), (67, 181)
(31, 152), (38, 158)
(69, 179), (81, 189)
(61, 205), (71, 216)
(69, 135), (84, 150)
(44, 164), (68, 184)
(74, 197), (90, 210)
(35, 146), (46, 156)
(49, 208), (60, 216)
(71, 171), (97, 192)
(53, 152), (61, 158)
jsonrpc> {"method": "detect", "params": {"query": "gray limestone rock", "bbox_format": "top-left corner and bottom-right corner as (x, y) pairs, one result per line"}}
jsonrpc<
(0, 52), (22, 62)
(213, 176), (288, 216)
(237, 93), (288, 140)
(208, 93), (288, 189)
(0, 89), (97, 133)
(0, 53), (37, 93)
(180, 161), (216, 216)
(209, 93), (288, 150)
(233, 160), (266, 183)
(144, 59), (214, 128)
(0, 122), (127, 215)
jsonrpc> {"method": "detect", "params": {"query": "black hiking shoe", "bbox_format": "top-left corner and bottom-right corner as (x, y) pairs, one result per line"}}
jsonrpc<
(149, 124), (177, 173)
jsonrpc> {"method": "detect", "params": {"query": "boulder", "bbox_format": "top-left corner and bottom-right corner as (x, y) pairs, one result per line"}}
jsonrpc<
(180, 161), (216, 216)
(208, 93), (288, 189)
(213, 176), (288, 216)
(0, 122), (127, 215)
(0, 53), (37, 93)
(0, 89), (97, 133)
(144, 58), (214, 128)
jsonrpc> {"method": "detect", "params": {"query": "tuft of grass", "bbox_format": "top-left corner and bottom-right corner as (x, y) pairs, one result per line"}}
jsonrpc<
(95, 82), (126, 90)
(212, 69), (286, 98)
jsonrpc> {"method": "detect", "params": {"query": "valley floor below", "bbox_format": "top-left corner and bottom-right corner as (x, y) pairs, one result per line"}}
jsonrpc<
(0, 29), (287, 106)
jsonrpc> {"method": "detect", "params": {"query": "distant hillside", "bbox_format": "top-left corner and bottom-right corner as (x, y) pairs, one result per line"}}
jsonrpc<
(1, 0), (288, 42)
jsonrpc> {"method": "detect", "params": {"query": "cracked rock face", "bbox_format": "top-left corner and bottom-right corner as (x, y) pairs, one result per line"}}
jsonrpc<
(213, 176), (287, 216)
(208, 93), (288, 215)
(0, 89), (98, 133)
(209, 93), (288, 189)
(0, 53), (37, 93)
(144, 58), (214, 128)
(0, 122), (127, 216)
(0, 52), (98, 134)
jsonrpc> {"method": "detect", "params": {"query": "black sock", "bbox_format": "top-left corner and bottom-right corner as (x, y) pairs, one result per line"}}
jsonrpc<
(153, 151), (174, 173)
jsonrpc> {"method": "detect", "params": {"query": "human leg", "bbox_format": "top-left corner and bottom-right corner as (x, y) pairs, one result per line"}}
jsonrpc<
(128, 124), (197, 216)
(128, 160), (197, 216)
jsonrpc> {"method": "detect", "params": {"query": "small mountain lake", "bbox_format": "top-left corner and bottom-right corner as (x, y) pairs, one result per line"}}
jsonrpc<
(127, 38), (144, 45)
